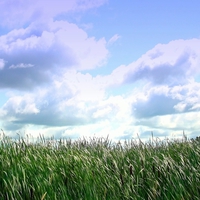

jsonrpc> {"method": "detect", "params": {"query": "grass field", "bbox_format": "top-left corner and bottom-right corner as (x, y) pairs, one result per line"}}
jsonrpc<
(0, 132), (200, 200)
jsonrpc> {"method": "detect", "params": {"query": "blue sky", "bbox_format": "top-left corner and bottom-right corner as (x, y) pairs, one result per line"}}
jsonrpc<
(0, 0), (200, 141)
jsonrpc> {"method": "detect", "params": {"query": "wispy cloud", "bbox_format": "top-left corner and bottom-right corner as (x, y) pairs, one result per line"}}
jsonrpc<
(108, 34), (121, 46)
(9, 63), (34, 69)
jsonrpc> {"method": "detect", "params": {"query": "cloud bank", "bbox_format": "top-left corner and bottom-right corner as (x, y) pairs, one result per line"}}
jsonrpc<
(1, 37), (200, 140)
(0, 0), (200, 141)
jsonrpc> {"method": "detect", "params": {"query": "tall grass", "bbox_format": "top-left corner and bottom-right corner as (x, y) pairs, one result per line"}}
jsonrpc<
(0, 132), (200, 200)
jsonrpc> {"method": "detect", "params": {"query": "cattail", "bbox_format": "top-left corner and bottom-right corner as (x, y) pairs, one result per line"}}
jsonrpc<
(129, 164), (133, 176)
(141, 159), (144, 168)
(30, 185), (34, 199)
(64, 176), (68, 187)
(167, 163), (170, 173)
(120, 173), (124, 186)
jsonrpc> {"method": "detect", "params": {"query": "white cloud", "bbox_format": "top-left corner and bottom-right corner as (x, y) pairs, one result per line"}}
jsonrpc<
(53, 22), (108, 69)
(51, 70), (107, 109)
(130, 81), (200, 119)
(174, 103), (187, 112)
(120, 39), (200, 86)
(0, 70), (107, 127)
(0, 20), (108, 89)
(137, 112), (200, 132)
(0, 68), (134, 139)
(93, 106), (112, 118)
(2, 95), (40, 116)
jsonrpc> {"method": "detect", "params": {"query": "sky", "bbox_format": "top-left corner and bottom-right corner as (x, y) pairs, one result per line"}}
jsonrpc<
(0, 0), (200, 142)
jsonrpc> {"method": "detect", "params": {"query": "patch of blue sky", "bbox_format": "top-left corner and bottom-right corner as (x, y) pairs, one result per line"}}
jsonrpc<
(106, 82), (141, 97)
(195, 76), (200, 82)
(0, 91), (7, 107)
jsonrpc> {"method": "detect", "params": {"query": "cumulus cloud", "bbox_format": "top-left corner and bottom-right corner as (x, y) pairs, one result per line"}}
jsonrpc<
(0, 70), (106, 129)
(136, 111), (200, 133)
(0, 20), (108, 90)
(0, 90), (88, 129)
(131, 81), (200, 119)
(2, 95), (40, 115)
(123, 39), (200, 86)
(172, 82), (200, 112)
(0, 68), (134, 137)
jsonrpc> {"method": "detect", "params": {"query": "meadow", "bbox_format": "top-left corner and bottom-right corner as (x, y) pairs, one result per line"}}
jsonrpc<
(0, 132), (200, 200)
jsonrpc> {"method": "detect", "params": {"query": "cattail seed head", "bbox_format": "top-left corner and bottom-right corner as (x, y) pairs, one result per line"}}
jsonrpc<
(129, 164), (133, 176)
(120, 173), (124, 186)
